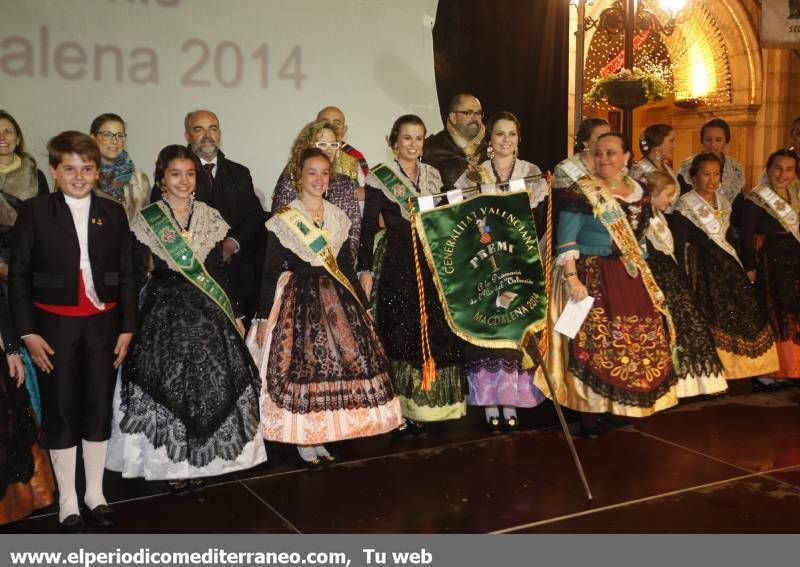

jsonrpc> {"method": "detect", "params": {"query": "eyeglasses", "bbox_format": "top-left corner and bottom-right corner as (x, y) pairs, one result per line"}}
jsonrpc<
(452, 109), (483, 119)
(97, 131), (127, 142)
(314, 141), (341, 150)
(0, 128), (16, 138)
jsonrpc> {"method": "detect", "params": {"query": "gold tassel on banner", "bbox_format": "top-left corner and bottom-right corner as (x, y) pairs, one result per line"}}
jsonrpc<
(540, 171), (555, 357)
(409, 203), (437, 391)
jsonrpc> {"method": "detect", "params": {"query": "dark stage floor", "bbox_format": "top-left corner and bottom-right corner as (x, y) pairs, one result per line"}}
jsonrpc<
(4, 381), (800, 534)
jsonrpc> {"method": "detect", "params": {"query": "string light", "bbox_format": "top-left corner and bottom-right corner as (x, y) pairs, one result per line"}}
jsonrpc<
(583, 0), (731, 109)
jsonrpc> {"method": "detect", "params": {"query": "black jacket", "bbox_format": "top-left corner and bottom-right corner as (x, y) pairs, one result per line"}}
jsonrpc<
(8, 192), (137, 336)
(422, 130), (486, 191)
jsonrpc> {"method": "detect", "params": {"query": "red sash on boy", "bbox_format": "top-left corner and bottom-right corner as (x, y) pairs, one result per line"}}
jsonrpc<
(34, 273), (116, 316)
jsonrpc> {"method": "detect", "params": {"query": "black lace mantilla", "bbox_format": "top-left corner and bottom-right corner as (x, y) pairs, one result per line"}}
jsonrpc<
(759, 233), (800, 343)
(120, 273), (261, 468)
(648, 250), (724, 379)
(686, 226), (773, 357)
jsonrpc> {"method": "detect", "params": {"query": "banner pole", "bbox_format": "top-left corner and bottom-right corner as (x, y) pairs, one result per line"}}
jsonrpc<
(524, 339), (593, 501)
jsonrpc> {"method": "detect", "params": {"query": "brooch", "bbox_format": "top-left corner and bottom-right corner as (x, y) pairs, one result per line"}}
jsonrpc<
(91, 217), (104, 226)
(393, 184), (406, 198)
(161, 227), (176, 243)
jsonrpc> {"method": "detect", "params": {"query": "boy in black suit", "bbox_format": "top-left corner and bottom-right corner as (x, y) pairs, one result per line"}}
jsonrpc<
(9, 131), (136, 532)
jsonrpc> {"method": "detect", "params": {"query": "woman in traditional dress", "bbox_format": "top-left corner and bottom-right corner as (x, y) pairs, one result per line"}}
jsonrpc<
(89, 113), (150, 221)
(254, 148), (401, 468)
(0, 286), (54, 526)
(0, 110), (50, 423)
(643, 171), (726, 397)
(107, 145), (266, 493)
(0, 110), (49, 199)
(535, 133), (678, 435)
(553, 117), (609, 193)
(454, 111), (546, 430)
(671, 153), (779, 380)
(677, 118), (744, 206)
(631, 124), (679, 211)
(740, 149), (800, 382)
(271, 119), (361, 259)
(359, 115), (466, 437)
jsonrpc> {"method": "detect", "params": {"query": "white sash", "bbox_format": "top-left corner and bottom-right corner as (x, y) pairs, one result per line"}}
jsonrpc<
(559, 158), (586, 186)
(748, 183), (800, 244)
(646, 210), (676, 261)
(676, 191), (741, 266)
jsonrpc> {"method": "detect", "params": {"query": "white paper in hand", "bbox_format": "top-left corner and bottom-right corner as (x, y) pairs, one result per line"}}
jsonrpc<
(554, 296), (595, 339)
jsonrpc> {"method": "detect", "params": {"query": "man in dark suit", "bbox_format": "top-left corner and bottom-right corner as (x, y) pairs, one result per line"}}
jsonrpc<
(9, 131), (136, 532)
(422, 93), (487, 190)
(152, 109), (265, 320)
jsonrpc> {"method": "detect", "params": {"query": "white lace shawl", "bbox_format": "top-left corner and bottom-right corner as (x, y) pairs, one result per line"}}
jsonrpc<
(265, 199), (351, 266)
(131, 201), (230, 267)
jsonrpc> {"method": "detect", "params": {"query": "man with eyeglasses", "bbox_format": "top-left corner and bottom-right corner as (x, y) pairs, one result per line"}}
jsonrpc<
(422, 93), (487, 190)
(157, 109), (265, 323)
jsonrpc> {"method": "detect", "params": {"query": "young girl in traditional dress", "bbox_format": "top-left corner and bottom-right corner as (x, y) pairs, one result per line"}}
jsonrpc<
(255, 148), (401, 468)
(643, 171), (726, 397)
(107, 145), (266, 493)
(740, 149), (800, 383)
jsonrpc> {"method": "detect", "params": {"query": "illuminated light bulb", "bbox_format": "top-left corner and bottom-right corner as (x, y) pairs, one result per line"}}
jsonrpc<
(658, 0), (687, 14)
(688, 44), (712, 97)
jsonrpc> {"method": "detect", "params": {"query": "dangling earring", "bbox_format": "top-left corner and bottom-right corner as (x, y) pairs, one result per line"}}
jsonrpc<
(487, 145), (495, 159)
(654, 150), (661, 163)
(513, 147), (519, 158)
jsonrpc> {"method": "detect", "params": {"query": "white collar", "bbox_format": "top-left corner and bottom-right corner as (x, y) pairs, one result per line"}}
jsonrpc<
(63, 193), (91, 209)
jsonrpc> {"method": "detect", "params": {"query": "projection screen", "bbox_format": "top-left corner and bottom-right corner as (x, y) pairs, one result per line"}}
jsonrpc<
(1, 0), (442, 206)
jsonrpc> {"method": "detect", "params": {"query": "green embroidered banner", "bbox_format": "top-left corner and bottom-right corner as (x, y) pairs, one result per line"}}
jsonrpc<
(415, 191), (547, 348)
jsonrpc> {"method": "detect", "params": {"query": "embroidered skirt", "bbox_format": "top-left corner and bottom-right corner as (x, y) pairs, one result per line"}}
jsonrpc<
(254, 271), (402, 445)
(535, 258), (678, 417)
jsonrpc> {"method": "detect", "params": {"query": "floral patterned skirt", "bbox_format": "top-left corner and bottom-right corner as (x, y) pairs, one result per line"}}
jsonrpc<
(570, 256), (676, 408)
(258, 272), (402, 444)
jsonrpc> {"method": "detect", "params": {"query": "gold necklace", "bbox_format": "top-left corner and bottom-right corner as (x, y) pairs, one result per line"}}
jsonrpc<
(311, 202), (324, 227)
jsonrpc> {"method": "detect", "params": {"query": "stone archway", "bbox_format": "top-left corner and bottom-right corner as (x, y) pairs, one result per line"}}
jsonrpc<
(568, 0), (800, 186)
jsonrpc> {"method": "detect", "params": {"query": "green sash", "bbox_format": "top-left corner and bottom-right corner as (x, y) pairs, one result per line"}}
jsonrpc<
(576, 177), (676, 348)
(141, 204), (240, 334)
(275, 208), (362, 304)
(371, 164), (418, 218)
